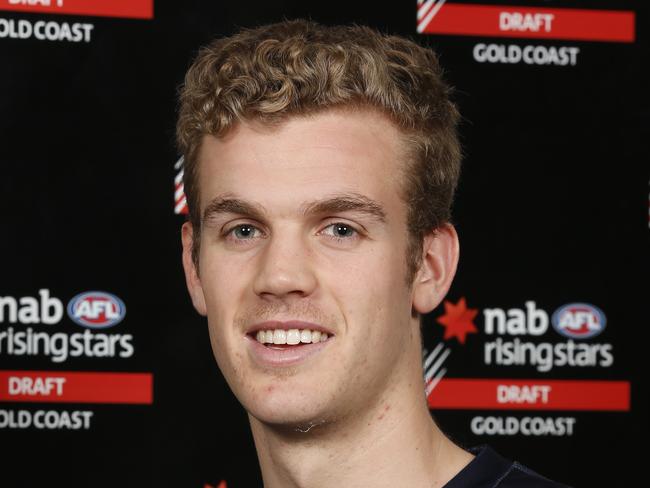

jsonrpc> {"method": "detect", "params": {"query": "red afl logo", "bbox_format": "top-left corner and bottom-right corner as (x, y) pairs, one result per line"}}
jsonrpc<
(551, 303), (606, 339)
(66, 291), (126, 329)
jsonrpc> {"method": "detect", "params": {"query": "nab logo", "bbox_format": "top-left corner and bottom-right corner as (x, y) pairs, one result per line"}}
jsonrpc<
(551, 303), (606, 339)
(67, 291), (126, 329)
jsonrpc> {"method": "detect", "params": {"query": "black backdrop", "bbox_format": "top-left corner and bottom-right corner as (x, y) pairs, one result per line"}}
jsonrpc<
(1, 1), (648, 487)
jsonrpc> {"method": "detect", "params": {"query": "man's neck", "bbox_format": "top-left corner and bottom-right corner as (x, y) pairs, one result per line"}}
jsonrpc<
(248, 372), (473, 488)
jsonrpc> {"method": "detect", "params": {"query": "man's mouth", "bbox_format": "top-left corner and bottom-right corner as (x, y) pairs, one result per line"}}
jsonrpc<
(245, 321), (334, 366)
(252, 328), (330, 349)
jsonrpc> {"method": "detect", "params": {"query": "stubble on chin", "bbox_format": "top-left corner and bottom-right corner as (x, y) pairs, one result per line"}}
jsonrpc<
(251, 412), (345, 442)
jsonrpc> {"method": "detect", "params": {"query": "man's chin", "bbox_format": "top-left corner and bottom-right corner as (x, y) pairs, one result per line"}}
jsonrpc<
(247, 402), (324, 425)
(248, 411), (334, 437)
(237, 375), (348, 433)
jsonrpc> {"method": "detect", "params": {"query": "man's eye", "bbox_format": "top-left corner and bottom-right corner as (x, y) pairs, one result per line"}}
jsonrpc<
(227, 224), (261, 240)
(322, 223), (358, 240)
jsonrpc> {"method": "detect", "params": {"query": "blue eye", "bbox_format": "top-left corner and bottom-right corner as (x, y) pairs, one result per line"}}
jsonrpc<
(230, 224), (259, 239)
(323, 223), (358, 239)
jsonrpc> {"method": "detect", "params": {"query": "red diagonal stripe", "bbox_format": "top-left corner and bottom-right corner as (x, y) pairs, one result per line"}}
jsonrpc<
(428, 379), (630, 411)
(418, 1), (436, 21)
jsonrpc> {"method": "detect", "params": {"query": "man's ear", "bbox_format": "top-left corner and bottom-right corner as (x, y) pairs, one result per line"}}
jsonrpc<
(181, 222), (207, 316)
(412, 223), (459, 314)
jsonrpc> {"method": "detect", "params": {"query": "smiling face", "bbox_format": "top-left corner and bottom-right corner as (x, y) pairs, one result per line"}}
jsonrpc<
(182, 108), (430, 429)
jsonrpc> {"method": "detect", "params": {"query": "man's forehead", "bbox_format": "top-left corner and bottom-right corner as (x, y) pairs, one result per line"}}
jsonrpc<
(198, 108), (405, 161)
(195, 109), (409, 221)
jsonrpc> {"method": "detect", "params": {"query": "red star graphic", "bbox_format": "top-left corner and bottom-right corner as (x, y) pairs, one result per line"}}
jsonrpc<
(436, 297), (479, 344)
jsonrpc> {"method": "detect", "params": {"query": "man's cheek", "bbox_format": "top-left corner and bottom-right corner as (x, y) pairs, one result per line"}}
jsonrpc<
(204, 261), (248, 316)
(344, 286), (386, 337)
(208, 328), (241, 383)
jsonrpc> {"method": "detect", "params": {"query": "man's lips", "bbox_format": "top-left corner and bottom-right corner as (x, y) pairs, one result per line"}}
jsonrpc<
(244, 321), (335, 367)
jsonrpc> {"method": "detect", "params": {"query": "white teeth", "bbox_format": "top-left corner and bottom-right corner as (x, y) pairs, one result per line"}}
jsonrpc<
(253, 328), (331, 344)
(273, 329), (287, 344)
(300, 330), (311, 343)
(286, 329), (301, 345)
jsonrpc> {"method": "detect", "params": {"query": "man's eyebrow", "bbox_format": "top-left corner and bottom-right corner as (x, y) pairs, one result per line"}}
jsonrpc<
(202, 193), (387, 224)
(300, 193), (387, 223)
(203, 196), (266, 224)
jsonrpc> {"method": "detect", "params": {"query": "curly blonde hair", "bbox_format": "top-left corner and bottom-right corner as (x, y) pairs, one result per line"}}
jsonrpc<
(177, 19), (461, 283)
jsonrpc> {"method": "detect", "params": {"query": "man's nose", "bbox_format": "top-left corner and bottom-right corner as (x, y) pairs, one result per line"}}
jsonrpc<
(252, 231), (318, 300)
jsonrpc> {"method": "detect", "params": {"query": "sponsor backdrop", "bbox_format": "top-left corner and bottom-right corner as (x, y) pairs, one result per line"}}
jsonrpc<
(1, 1), (647, 487)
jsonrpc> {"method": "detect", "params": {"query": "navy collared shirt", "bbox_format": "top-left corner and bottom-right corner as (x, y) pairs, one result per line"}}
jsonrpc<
(444, 446), (572, 488)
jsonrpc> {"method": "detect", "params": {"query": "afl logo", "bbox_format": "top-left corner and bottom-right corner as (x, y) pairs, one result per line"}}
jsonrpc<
(67, 291), (126, 329)
(551, 303), (606, 339)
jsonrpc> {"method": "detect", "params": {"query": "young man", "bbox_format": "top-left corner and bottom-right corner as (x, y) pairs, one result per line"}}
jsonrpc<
(178, 20), (569, 488)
